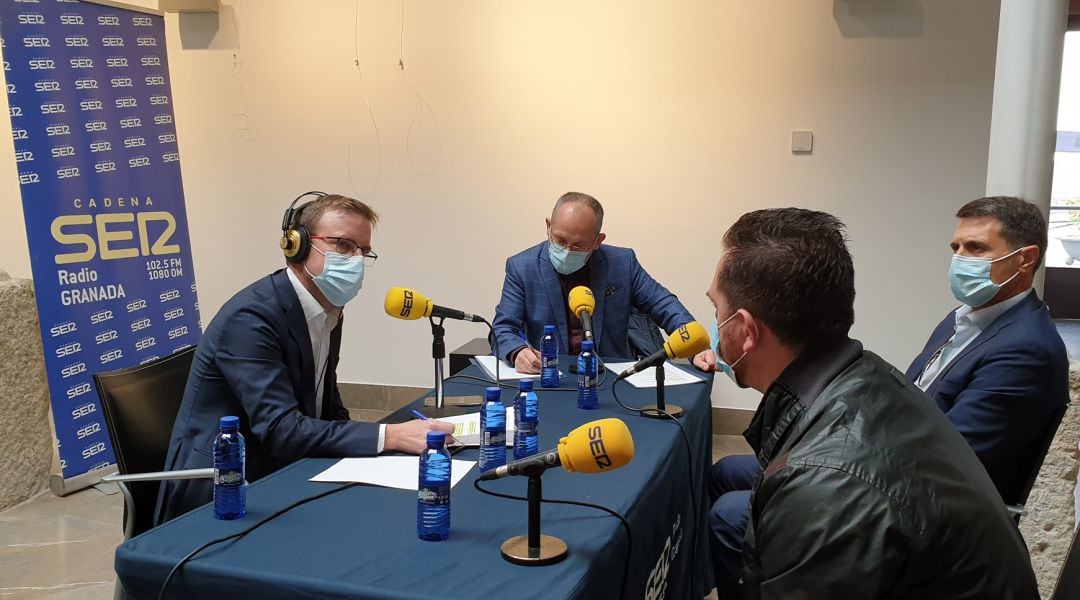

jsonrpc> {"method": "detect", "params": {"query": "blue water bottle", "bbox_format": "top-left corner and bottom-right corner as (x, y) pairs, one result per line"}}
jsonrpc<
(213, 415), (246, 520)
(577, 340), (598, 410)
(540, 324), (560, 388)
(514, 379), (540, 460)
(479, 386), (507, 471)
(417, 431), (451, 541)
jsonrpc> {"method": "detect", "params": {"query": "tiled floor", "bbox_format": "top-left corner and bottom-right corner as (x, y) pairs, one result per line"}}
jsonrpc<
(0, 426), (748, 599)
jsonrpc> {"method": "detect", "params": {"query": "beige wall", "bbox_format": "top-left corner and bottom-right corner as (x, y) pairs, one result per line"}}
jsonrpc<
(0, 1), (1000, 409)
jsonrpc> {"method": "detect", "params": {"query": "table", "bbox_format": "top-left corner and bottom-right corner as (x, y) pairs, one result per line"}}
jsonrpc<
(115, 358), (713, 599)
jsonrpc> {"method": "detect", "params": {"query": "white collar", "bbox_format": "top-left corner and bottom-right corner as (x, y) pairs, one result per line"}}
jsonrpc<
(955, 287), (1032, 330)
(286, 267), (339, 327)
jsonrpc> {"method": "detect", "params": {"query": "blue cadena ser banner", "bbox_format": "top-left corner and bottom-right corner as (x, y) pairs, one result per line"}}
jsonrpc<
(1, 0), (201, 482)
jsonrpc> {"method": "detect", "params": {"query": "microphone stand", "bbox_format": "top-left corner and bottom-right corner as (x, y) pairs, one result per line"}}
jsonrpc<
(640, 362), (684, 419)
(500, 474), (568, 566)
(425, 316), (469, 419)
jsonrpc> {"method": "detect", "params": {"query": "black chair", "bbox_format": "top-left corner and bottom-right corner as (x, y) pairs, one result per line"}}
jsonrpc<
(1007, 404), (1069, 522)
(1053, 520), (1080, 599)
(94, 347), (213, 540)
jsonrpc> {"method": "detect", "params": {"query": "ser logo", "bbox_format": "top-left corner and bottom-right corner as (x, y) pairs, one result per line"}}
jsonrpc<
(18, 171), (40, 185)
(133, 16), (154, 26)
(100, 348), (123, 365)
(90, 309), (113, 324)
(160, 289), (181, 302)
(23, 35), (51, 48)
(81, 441), (107, 459)
(14, 150), (33, 162)
(162, 152), (180, 163)
(154, 114), (173, 125)
(94, 329), (118, 345)
(60, 362), (86, 378)
(75, 78), (98, 90)
(149, 95), (169, 106)
(131, 318), (151, 332)
(60, 14), (85, 26)
(69, 57), (93, 69)
(141, 56), (161, 67)
(129, 156), (150, 168)
(12, 128), (29, 140)
(158, 133), (176, 144)
(17, 13), (45, 25)
(66, 382), (91, 399)
(65, 35), (89, 47)
(76, 422), (101, 440)
(51, 146), (75, 158)
(168, 325), (189, 340)
(98, 15), (120, 26)
(164, 307), (184, 321)
(139, 355), (162, 365)
(127, 299), (147, 313)
(644, 514), (684, 600)
(79, 99), (103, 111)
(34, 80), (60, 92)
(120, 117), (141, 128)
(40, 102), (65, 114)
(56, 166), (80, 179)
(137, 36), (158, 47)
(111, 76), (133, 88)
(145, 75), (165, 86)
(135, 336), (156, 351)
(50, 321), (77, 337)
(56, 341), (81, 358)
(124, 136), (146, 148)
(46, 124), (71, 136)
(115, 97), (137, 109)
(94, 161), (116, 174)
(28, 58), (55, 69)
(85, 120), (107, 132)
(72, 402), (96, 420)
(106, 57), (128, 68)
(8, 106), (23, 117)
(89, 141), (111, 153)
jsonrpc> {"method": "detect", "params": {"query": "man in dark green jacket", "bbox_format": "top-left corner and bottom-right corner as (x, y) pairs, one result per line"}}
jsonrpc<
(704, 208), (1037, 599)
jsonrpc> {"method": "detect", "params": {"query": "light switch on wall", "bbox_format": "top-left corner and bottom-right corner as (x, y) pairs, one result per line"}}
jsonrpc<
(791, 130), (813, 154)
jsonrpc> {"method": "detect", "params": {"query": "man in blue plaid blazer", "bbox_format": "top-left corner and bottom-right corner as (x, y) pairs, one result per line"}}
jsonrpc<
(491, 192), (695, 371)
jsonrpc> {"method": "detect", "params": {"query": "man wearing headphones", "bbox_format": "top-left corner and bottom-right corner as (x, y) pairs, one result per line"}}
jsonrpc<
(155, 193), (452, 524)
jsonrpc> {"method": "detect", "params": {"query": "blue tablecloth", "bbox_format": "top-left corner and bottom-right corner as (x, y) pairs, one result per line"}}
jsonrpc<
(116, 359), (713, 599)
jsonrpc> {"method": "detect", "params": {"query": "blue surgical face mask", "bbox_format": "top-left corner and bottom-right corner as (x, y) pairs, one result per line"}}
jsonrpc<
(948, 247), (1021, 307)
(710, 311), (747, 385)
(548, 240), (592, 275)
(307, 246), (365, 307)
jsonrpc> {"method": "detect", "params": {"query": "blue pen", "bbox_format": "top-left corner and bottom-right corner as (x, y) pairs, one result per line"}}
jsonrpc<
(411, 409), (428, 421)
(517, 330), (534, 350)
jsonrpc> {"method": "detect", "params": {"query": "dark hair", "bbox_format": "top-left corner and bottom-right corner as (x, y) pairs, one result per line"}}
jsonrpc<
(718, 208), (855, 348)
(552, 192), (604, 233)
(956, 196), (1046, 268)
(297, 194), (380, 232)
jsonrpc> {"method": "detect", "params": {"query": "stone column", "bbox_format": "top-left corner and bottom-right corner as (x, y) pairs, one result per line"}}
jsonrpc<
(0, 272), (52, 511)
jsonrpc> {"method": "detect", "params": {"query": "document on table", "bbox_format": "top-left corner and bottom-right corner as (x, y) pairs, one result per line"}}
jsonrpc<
(438, 407), (515, 447)
(603, 361), (706, 388)
(310, 456), (475, 490)
(473, 355), (562, 381)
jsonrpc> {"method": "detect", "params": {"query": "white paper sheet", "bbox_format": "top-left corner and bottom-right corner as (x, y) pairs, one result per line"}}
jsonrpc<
(436, 407), (515, 447)
(472, 355), (561, 381)
(604, 361), (706, 388)
(309, 456), (475, 489)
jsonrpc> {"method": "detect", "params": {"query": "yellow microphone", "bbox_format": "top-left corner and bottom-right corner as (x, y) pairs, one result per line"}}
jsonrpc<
(478, 418), (634, 480)
(567, 286), (596, 342)
(615, 321), (710, 380)
(384, 287), (484, 323)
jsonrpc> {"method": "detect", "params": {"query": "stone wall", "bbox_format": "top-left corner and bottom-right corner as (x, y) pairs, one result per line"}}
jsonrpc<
(0, 273), (51, 511)
(1022, 361), (1080, 598)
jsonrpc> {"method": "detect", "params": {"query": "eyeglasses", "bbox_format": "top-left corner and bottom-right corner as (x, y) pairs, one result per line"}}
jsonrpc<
(549, 233), (599, 253)
(310, 235), (379, 267)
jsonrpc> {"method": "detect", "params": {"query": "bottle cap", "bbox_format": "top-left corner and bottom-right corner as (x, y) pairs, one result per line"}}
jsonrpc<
(518, 378), (534, 391)
(219, 415), (239, 431)
(543, 324), (556, 334)
(426, 431), (446, 446)
(485, 386), (501, 400)
(581, 340), (594, 352)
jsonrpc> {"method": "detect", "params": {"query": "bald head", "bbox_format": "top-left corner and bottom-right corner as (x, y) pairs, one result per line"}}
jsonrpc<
(546, 192), (606, 253)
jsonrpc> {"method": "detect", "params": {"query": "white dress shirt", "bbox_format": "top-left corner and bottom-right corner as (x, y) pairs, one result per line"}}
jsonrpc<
(916, 288), (1033, 390)
(287, 268), (385, 451)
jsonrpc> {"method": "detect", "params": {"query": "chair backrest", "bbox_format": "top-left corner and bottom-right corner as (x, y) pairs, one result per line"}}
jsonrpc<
(94, 347), (195, 535)
(1053, 522), (1080, 600)
(1014, 403), (1069, 510)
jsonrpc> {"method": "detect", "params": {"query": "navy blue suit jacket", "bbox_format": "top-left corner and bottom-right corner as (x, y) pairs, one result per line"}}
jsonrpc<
(491, 242), (695, 360)
(155, 269), (377, 523)
(905, 291), (1069, 505)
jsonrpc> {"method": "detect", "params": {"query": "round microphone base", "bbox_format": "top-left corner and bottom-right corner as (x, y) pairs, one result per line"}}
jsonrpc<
(640, 404), (684, 419)
(501, 535), (568, 566)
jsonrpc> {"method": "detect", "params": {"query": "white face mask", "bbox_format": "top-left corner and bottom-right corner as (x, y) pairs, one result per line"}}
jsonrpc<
(710, 311), (747, 386)
(306, 246), (365, 306)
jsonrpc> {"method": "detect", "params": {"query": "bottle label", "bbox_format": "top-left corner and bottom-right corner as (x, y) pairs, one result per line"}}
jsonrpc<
(542, 356), (557, 368)
(216, 468), (243, 486)
(418, 486), (450, 504)
(579, 375), (594, 387)
(484, 431), (506, 446)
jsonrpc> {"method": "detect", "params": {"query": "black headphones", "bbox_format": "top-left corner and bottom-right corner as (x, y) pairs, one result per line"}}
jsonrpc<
(279, 191), (327, 263)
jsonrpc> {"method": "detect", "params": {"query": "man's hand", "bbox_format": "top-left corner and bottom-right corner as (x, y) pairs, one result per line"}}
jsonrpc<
(692, 349), (717, 372)
(514, 347), (542, 374)
(384, 419), (456, 454)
